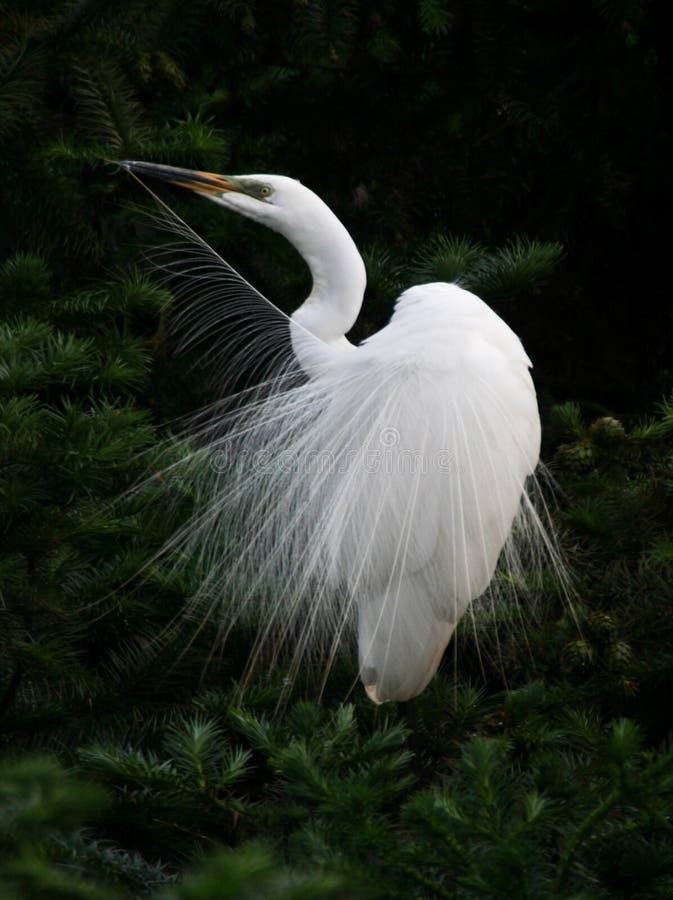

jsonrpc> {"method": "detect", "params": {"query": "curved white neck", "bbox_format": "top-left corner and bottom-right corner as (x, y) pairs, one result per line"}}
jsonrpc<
(213, 177), (366, 367)
(291, 241), (365, 345)
(282, 205), (366, 345)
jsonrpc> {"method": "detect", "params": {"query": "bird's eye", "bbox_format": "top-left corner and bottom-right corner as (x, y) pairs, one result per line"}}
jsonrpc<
(259, 184), (273, 198)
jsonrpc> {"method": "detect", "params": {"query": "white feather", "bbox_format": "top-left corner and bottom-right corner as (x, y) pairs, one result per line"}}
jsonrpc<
(121, 163), (565, 703)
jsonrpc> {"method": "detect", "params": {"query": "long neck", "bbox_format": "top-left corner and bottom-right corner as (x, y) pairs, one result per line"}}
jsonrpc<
(284, 205), (366, 345)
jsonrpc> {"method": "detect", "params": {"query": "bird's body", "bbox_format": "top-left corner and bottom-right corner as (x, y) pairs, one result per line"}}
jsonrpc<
(285, 281), (540, 702)
(121, 162), (550, 702)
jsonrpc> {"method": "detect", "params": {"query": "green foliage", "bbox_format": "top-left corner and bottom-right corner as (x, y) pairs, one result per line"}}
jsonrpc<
(543, 399), (673, 730)
(418, 0), (454, 37)
(158, 843), (354, 900)
(0, 755), (353, 898)
(464, 237), (564, 302)
(77, 715), (250, 858)
(402, 705), (673, 898)
(410, 235), (485, 286)
(409, 234), (563, 300)
(7, 690), (673, 898)
(0, 251), (198, 756)
(0, 756), (116, 899)
(0, 0), (670, 896)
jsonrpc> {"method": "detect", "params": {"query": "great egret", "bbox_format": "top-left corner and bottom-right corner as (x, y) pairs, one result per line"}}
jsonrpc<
(120, 161), (558, 703)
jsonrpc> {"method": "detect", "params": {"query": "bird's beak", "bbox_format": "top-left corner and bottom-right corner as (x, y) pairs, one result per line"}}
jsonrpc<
(118, 161), (244, 196)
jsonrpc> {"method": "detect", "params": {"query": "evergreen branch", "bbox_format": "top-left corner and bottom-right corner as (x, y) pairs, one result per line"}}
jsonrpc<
(70, 59), (149, 153)
(553, 784), (621, 893)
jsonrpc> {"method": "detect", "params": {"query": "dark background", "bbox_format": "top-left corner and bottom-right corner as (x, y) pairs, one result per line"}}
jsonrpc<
(2, 3), (673, 898)
(2, 0), (672, 411)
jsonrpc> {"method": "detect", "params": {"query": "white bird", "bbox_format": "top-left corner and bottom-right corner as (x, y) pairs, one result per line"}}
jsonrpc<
(120, 161), (556, 704)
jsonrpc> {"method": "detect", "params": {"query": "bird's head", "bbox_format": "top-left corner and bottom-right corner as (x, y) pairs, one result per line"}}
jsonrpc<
(118, 160), (368, 342)
(118, 161), (317, 238)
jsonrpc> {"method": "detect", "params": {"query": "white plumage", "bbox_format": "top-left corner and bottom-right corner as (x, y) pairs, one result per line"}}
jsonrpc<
(121, 162), (552, 703)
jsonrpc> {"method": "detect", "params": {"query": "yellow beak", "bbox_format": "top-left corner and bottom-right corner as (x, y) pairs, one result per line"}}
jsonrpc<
(118, 161), (243, 196)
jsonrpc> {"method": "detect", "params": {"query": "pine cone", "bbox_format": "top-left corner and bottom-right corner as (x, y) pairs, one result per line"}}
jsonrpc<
(589, 416), (626, 441)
